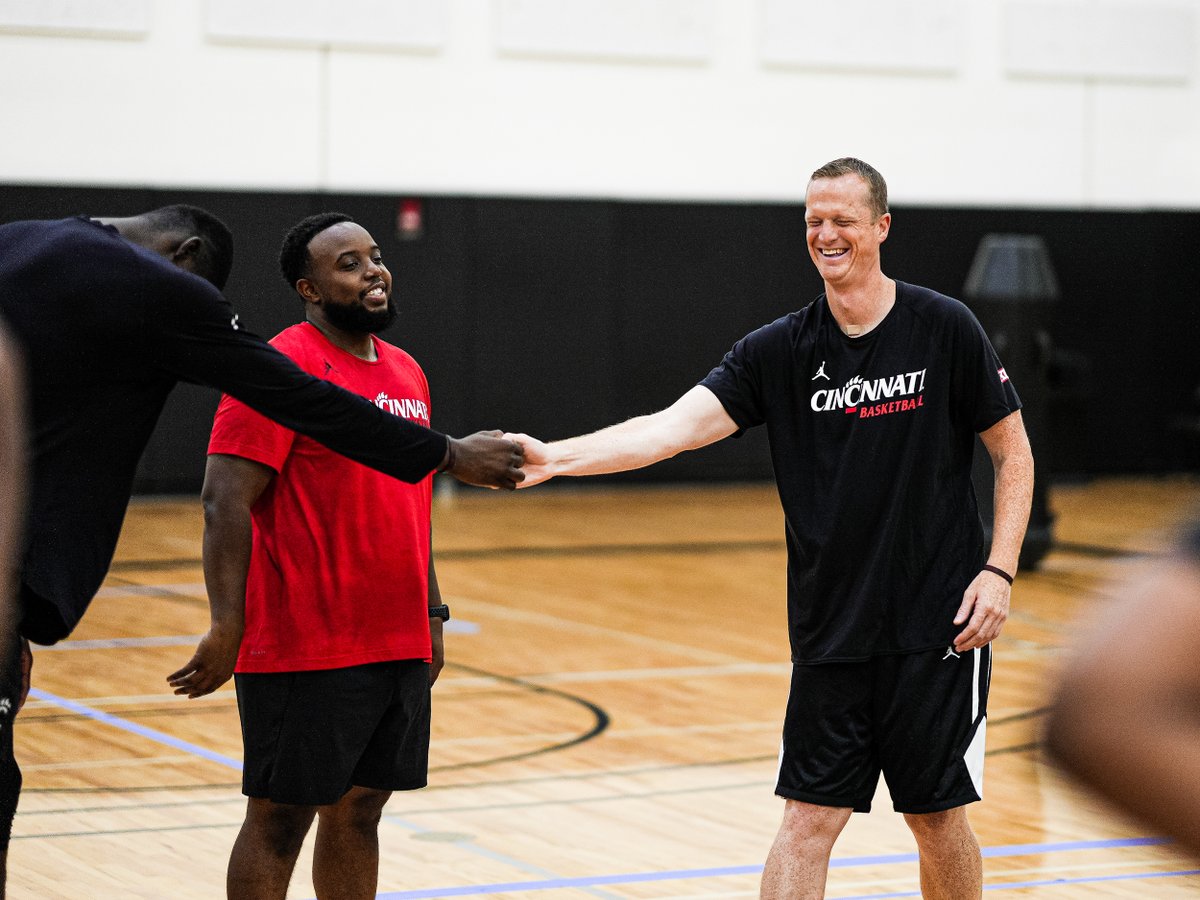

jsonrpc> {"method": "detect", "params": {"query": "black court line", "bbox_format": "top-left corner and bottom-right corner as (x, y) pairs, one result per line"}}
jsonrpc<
(988, 741), (1040, 757)
(431, 661), (610, 772)
(107, 558), (204, 572)
(107, 538), (784, 573)
(106, 537), (1163, 576)
(436, 539), (783, 561)
(989, 706), (1051, 726)
(21, 705), (234, 724)
(23, 782), (241, 795)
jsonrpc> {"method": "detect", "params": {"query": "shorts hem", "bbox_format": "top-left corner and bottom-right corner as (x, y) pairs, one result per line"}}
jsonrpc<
(775, 786), (869, 814)
(893, 793), (981, 815)
(244, 778), (429, 806)
(354, 777), (428, 794)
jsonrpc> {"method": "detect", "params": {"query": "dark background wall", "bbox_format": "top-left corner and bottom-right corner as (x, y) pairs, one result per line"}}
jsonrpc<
(2, 184), (1197, 493)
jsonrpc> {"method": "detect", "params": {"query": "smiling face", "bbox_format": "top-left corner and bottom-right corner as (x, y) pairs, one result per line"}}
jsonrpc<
(298, 221), (396, 334)
(805, 173), (891, 290)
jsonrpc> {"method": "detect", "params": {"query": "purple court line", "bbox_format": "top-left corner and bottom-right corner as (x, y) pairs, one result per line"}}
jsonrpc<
(367, 838), (1183, 899)
(27, 687), (615, 895)
(26, 686), (244, 771)
(823, 868), (1200, 900)
(28, 687), (1187, 898)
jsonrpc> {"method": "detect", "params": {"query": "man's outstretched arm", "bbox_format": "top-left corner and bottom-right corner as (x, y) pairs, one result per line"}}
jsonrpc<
(148, 279), (524, 489)
(507, 386), (738, 488)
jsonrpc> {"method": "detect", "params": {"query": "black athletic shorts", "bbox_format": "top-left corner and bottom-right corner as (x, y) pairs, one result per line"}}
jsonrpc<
(776, 645), (991, 814)
(236, 659), (431, 807)
(0, 632), (21, 849)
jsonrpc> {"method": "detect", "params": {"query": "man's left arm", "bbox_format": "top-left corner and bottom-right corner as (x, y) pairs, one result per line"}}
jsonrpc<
(953, 409), (1034, 652)
(149, 280), (521, 487)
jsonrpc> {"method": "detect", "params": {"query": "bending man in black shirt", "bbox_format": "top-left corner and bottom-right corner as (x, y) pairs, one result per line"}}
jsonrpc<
(0, 206), (523, 890)
(507, 158), (1034, 898)
(1045, 519), (1200, 861)
(0, 320), (27, 893)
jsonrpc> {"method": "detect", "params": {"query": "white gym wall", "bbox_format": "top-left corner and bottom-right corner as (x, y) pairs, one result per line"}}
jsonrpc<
(0, 0), (1196, 207)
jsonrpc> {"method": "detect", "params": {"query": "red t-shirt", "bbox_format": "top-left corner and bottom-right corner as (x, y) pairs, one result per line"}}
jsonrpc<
(208, 322), (434, 672)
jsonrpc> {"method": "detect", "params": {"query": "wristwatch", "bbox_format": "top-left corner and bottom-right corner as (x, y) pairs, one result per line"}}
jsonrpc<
(428, 604), (451, 622)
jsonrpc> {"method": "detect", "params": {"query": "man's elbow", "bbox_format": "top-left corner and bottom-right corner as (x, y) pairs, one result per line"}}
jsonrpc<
(201, 483), (246, 530)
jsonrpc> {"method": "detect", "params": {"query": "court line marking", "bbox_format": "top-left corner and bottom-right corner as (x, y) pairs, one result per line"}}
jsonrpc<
(25, 691), (1192, 900)
(24, 691), (235, 710)
(824, 855), (1183, 897)
(345, 839), (1188, 899)
(34, 619), (479, 651)
(36, 634), (205, 650)
(23, 681), (619, 897)
(22, 687), (621, 898)
(507, 662), (791, 685)
(26, 687), (244, 771)
(446, 597), (748, 665)
(105, 537), (786, 574)
(93, 583), (206, 598)
(20, 754), (199, 772)
(434, 719), (779, 749)
(74, 587), (748, 666)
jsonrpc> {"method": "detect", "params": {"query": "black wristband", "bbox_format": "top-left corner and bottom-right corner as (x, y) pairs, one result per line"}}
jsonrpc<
(981, 564), (1014, 585)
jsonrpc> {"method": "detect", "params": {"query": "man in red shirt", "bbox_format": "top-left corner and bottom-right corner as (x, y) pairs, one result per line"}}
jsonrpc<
(169, 213), (448, 899)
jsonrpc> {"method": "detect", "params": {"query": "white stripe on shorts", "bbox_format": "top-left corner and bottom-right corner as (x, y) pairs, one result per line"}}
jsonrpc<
(971, 647), (981, 721)
(965, 647), (987, 797)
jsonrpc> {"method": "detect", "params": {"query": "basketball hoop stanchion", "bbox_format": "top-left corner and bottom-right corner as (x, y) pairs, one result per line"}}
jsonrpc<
(964, 234), (1058, 570)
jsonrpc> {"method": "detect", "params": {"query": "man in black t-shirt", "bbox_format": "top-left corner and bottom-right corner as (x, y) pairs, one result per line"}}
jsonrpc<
(0, 205), (523, 890)
(508, 158), (1034, 898)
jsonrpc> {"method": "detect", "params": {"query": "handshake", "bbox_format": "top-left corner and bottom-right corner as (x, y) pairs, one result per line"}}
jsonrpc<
(440, 431), (552, 491)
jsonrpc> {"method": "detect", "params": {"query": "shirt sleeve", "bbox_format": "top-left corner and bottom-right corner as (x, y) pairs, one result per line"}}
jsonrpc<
(698, 322), (775, 432)
(142, 270), (446, 483)
(208, 392), (295, 473)
(952, 302), (1023, 434)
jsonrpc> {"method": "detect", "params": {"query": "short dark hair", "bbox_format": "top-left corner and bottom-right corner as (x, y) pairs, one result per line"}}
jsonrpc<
(278, 212), (355, 289)
(809, 158), (889, 219)
(144, 205), (234, 290)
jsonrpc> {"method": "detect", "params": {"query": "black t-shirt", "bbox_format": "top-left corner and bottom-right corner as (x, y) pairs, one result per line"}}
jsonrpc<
(701, 281), (1021, 663)
(0, 216), (447, 642)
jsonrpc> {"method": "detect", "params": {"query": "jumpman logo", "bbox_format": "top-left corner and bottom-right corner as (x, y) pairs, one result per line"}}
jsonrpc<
(812, 361), (830, 381)
(323, 360), (334, 376)
(942, 646), (960, 660)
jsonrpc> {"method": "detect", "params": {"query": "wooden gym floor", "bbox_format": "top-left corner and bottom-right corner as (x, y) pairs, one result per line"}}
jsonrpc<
(9, 475), (1200, 898)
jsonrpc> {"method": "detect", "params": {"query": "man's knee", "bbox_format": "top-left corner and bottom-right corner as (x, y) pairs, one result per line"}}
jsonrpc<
(322, 787), (390, 835)
(903, 806), (975, 843)
(246, 799), (317, 859)
(778, 799), (853, 849)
